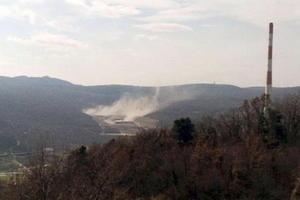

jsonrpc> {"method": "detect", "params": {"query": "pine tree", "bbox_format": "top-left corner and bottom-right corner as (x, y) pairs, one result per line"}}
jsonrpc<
(172, 117), (195, 144)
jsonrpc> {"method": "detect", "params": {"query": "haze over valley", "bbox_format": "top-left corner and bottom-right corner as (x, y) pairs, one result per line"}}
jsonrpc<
(0, 75), (299, 153)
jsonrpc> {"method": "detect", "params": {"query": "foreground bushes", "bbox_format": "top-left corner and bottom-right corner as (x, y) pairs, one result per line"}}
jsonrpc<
(4, 95), (300, 200)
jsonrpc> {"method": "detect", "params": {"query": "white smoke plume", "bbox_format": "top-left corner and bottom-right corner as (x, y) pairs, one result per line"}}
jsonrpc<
(84, 89), (160, 121)
(83, 87), (196, 121)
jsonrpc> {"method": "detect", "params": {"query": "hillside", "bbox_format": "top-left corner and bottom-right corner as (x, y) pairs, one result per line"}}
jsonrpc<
(3, 95), (300, 200)
(0, 76), (153, 152)
(0, 76), (299, 152)
(149, 84), (300, 124)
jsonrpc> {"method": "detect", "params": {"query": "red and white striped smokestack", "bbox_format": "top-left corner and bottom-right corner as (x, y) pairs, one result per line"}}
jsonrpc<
(265, 22), (273, 109)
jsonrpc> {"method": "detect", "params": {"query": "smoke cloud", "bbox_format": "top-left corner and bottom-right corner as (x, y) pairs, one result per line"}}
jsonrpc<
(84, 89), (160, 121)
(83, 87), (196, 121)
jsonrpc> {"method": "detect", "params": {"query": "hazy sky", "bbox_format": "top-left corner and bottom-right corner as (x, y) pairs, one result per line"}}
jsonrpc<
(0, 0), (300, 87)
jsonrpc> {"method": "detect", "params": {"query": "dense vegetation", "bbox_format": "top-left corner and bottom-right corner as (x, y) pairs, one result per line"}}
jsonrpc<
(1, 95), (300, 200)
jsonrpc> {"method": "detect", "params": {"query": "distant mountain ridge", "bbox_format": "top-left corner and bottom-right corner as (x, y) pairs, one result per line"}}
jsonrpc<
(0, 76), (299, 152)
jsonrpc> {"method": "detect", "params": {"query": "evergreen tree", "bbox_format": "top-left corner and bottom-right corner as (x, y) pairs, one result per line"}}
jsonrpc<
(172, 117), (195, 143)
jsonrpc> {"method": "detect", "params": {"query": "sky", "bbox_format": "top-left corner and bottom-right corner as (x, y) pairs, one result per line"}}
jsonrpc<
(0, 0), (300, 87)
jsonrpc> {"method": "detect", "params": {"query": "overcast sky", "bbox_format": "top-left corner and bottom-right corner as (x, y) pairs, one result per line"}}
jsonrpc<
(0, 0), (299, 87)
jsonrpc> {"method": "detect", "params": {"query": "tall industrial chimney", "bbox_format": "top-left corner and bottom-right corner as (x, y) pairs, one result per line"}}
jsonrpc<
(264, 22), (273, 113)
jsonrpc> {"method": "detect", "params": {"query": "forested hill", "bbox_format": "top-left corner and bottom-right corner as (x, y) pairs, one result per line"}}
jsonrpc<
(0, 76), (152, 151)
(0, 76), (299, 152)
(150, 84), (300, 124)
(4, 95), (300, 200)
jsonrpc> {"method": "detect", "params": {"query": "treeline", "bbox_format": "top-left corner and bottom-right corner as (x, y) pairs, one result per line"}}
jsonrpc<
(2, 95), (300, 200)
